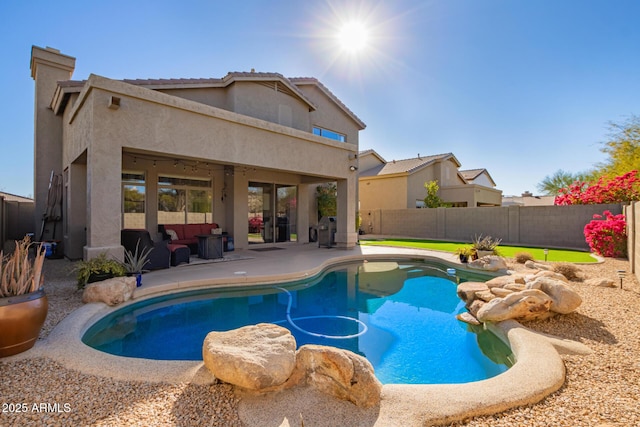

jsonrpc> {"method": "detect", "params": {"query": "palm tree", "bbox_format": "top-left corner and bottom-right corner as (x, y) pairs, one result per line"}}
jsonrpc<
(537, 170), (589, 196)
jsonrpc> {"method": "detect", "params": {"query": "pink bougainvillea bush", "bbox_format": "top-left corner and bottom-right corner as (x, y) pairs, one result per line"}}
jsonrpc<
(583, 210), (627, 258)
(555, 170), (640, 205)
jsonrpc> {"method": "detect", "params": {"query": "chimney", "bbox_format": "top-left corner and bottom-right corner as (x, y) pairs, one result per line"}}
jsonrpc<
(30, 46), (76, 235)
(521, 191), (533, 197)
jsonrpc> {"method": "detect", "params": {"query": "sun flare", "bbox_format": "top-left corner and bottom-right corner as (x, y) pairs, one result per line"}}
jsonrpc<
(336, 21), (370, 53)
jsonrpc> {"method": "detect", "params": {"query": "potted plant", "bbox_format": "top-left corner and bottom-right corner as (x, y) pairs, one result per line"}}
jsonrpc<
(472, 235), (502, 258)
(121, 240), (152, 287)
(74, 253), (126, 289)
(0, 237), (47, 357)
(454, 246), (474, 263)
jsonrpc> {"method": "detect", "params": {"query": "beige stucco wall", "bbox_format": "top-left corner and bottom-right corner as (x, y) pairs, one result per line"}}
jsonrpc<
(407, 168), (436, 208)
(358, 151), (384, 172)
(227, 82), (311, 132)
(295, 85), (360, 146)
(157, 87), (230, 112)
(469, 173), (494, 187)
(30, 47), (76, 238)
(359, 176), (408, 211)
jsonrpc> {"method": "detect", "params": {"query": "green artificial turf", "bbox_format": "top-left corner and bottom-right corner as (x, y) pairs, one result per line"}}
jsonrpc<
(359, 238), (597, 263)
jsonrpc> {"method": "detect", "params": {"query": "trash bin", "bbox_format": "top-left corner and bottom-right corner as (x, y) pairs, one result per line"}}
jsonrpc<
(317, 216), (336, 248)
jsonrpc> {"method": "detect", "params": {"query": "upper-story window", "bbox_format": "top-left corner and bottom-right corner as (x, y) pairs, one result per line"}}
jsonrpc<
(313, 126), (346, 142)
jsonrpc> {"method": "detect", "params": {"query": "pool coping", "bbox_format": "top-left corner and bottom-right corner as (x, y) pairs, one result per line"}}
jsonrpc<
(9, 247), (586, 425)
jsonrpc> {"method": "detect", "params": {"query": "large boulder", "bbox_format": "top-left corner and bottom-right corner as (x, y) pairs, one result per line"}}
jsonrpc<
(532, 270), (569, 283)
(456, 282), (489, 304)
(467, 256), (508, 272)
(524, 260), (551, 271)
(82, 276), (136, 306)
(289, 345), (382, 408)
(202, 323), (296, 390)
(526, 277), (582, 314)
(485, 275), (525, 288)
(476, 289), (553, 322)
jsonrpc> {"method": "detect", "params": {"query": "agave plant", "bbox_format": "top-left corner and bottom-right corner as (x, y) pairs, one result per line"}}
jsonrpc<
(0, 237), (45, 298)
(472, 235), (503, 253)
(122, 239), (153, 274)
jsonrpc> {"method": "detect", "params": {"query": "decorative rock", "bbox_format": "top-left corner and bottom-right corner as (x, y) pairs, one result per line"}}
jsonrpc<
(466, 299), (485, 317)
(202, 323), (296, 390)
(290, 345), (382, 408)
(456, 282), (489, 304)
(485, 275), (525, 288)
(476, 289), (553, 322)
(533, 270), (569, 283)
(467, 256), (508, 272)
(491, 287), (514, 297)
(526, 277), (582, 314)
(525, 260), (551, 270)
(475, 290), (497, 302)
(504, 283), (526, 292)
(82, 276), (136, 306)
(585, 277), (616, 288)
(456, 311), (481, 325)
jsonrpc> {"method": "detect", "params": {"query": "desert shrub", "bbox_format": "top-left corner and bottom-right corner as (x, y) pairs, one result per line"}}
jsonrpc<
(583, 210), (627, 258)
(552, 262), (580, 281)
(514, 252), (534, 264)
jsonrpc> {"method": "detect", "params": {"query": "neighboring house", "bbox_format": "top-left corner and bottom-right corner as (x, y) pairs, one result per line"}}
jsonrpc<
(502, 191), (556, 206)
(358, 150), (502, 210)
(30, 46), (364, 260)
(459, 168), (496, 188)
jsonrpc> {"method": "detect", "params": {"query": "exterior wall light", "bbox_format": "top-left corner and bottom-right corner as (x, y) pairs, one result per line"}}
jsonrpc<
(349, 165), (358, 171)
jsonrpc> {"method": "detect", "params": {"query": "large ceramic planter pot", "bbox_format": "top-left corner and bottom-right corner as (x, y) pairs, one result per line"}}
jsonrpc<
(0, 289), (48, 357)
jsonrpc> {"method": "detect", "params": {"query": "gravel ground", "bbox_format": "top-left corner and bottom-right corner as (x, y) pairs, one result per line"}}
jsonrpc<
(1, 256), (639, 426)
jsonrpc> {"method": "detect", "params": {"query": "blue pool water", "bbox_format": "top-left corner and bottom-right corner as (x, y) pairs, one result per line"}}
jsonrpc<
(83, 260), (514, 384)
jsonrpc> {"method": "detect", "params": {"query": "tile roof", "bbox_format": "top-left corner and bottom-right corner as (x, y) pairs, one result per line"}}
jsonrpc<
(459, 168), (486, 181)
(359, 153), (454, 177)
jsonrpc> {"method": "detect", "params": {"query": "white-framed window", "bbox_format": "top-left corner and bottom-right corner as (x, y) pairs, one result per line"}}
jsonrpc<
(313, 126), (346, 142)
(157, 175), (213, 224)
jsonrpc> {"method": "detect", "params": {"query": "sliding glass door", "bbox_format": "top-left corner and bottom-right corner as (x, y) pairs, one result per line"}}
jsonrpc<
(248, 182), (297, 244)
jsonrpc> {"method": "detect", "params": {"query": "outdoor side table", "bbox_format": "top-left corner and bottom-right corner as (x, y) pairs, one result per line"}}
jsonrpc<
(196, 234), (223, 259)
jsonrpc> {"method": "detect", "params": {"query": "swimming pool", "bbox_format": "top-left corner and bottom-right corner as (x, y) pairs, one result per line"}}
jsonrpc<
(83, 259), (514, 384)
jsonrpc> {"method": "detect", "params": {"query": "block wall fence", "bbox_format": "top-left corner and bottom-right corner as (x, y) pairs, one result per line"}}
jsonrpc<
(360, 204), (624, 251)
(625, 202), (640, 283)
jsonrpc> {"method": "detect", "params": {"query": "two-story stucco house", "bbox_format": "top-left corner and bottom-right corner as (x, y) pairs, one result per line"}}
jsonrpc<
(358, 149), (502, 210)
(30, 46), (364, 260)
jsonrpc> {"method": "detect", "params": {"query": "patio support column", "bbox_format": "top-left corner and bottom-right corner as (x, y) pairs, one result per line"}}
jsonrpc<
(146, 167), (159, 236)
(83, 144), (123, 261)
(297, 183), (310, 244)
(231, 171), (248, 251)
(334, 177), (357, 249)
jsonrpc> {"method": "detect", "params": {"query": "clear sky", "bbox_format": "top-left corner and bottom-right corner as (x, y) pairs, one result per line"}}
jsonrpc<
(1, 0), (639, 198)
